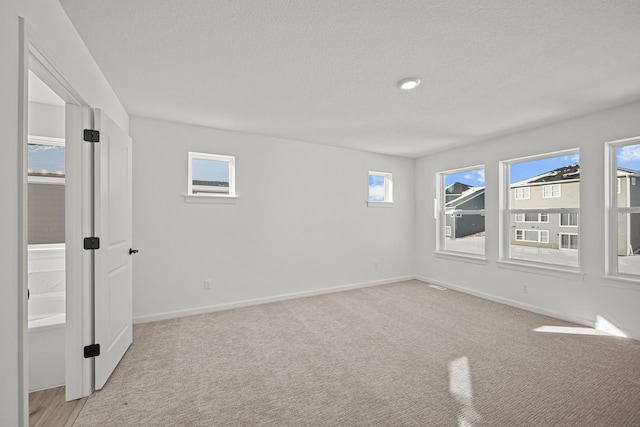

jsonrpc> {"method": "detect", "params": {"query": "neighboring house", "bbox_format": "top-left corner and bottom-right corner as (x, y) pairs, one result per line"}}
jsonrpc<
(445, 186), (485, 239)
(616, 168), (640, 255)
(510, 164), (580, 250)
(444, 182), (472, 203)
(510, 164), (640, 253)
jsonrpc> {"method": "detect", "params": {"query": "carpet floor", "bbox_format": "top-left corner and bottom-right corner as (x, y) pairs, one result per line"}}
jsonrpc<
(73, 280), (640, 426)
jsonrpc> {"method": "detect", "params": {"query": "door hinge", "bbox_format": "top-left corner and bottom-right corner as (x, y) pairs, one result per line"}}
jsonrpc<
(83, 129), (100, 143)
(83, 237), (100, 250)
(84, 344), (101, 358)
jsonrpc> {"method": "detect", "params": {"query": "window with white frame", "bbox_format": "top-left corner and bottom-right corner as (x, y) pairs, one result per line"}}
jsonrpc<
(438, 166), (485, 256)
(514, 187), (530, 200)
(515, 213), (549, 223)
(559, 233), (578, 250)
(607, 136), (640, 277)
(515, 229), (549, 243)
(560, 212), (578, 227)
(188, 152), (235, 196)
(368, 171), (393, 203)
(503, 150), (579, 268)
(542, 184), (561, 198)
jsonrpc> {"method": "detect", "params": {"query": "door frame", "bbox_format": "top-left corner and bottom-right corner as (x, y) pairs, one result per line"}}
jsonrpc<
(18, 18), (94, 423)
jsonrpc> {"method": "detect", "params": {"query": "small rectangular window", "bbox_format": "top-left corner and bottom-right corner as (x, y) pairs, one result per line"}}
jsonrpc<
(560, 233), (578, 250)
(560, 212), (579, 227)
(514, 187), (530, 200)
(368, 171), (393, 203)
(188, 152), (235, 197)
(542, 184), (561, 198)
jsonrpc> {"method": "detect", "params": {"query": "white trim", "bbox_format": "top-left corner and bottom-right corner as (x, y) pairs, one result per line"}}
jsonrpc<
(434, 251), (488, 265)
(133, 276), (414, 324)
(366, 201), (394, 208)
(184, 194), (238, 204)
(559, 212), (579, 227)
(496, 260), (584, 280)
(413, 276), (593, 327)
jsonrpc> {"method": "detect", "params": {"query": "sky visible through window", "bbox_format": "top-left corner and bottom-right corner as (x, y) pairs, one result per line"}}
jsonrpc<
(192, 158), (229, 183)
(369, 174), (385, 201)
(444, 168), (484, 187)
(28, 144), (65, 176)
(617, 144), (640, 171)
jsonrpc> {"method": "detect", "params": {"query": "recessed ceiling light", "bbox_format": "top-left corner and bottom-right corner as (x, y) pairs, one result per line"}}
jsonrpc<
(398, 78), (421, 90)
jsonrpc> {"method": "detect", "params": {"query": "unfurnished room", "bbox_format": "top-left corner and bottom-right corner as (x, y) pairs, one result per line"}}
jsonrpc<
(2, 1), (640, 426)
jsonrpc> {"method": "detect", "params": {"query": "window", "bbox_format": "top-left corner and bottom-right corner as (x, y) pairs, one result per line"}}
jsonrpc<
(515, 213), (548, 223)
(560, 233), (578, 250)
(515, 229), (549, 243)
(503, 151), (579, 268)
(607, 137), (640, 277)
(438, 166), (485, 256)
(188, 152), (235, 197)
(28, 136), (65, 184)
(368, 171), (393, 203)
(542, 184), (561, 198)
(514, 187), (530, 200)
(560, 212), (578, 227)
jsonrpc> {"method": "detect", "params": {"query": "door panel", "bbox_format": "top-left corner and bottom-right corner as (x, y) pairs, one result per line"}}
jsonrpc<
(94, 109), (133, 390)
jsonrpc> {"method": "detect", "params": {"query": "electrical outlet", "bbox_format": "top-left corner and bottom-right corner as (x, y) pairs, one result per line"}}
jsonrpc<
(204, 279), (211, 291)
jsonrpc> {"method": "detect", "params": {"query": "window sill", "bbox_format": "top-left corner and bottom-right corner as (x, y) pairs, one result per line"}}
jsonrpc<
(184, 194), (238, 204)
(602, 274), (640, 290)
(366, 201), (394, 208)
(496, 260), (584, 281)
(434, 251), (488, 265)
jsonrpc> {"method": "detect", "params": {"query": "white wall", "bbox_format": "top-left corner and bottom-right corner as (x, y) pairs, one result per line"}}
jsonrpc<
(0, 1), (128, 425)
(131, 117), (415, 321)
(28, 102), (65, 138)
(415, 101), (640, 340)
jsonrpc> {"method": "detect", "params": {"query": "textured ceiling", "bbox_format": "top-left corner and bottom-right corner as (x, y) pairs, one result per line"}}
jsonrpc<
(59, 0), (640, 158)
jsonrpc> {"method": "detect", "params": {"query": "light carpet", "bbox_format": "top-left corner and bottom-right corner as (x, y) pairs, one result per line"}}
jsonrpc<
(73, 280), (640, 426)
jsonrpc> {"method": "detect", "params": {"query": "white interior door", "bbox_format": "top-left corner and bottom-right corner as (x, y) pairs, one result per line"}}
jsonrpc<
(94, 108), (133, 390)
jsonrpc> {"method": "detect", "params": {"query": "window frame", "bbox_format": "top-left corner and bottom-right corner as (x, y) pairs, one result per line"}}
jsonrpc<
(542, 184), (561, 198)
(560, 212), (579, 227)
(514, 187), (530, 200)
(436, 165), (486, 260)
(187, 152), (236, 198)
(515, 229), (549, 243)
(500, 149), (581, 272)
(605, 136), (640, 281)
(515, 213), (549, 223)
(559, 233), (579, 250)
(367, 171), (394, 205)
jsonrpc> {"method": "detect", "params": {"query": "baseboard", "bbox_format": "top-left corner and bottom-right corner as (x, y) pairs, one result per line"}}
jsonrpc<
(413, 275), (596, 328)
(133, 276), (415, 324)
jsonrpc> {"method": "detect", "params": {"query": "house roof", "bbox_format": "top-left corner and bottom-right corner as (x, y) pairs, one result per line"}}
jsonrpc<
(445, 187), (485, 208)
(513, 164), (640, 187)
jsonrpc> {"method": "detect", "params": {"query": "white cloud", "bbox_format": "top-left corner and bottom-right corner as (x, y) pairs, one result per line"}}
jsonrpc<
(463, 173), (473, 180)
(618, 145), (640, 163)
(476, 169), (485, 183)
(564, 154), (579, 163)
(369, 184), (385, 201)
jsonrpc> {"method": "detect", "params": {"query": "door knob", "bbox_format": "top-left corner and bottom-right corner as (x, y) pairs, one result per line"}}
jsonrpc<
(129, 248), (139, 255)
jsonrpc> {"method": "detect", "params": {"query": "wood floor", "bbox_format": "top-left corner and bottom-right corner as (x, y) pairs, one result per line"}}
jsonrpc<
(29, 387), (87, 427)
